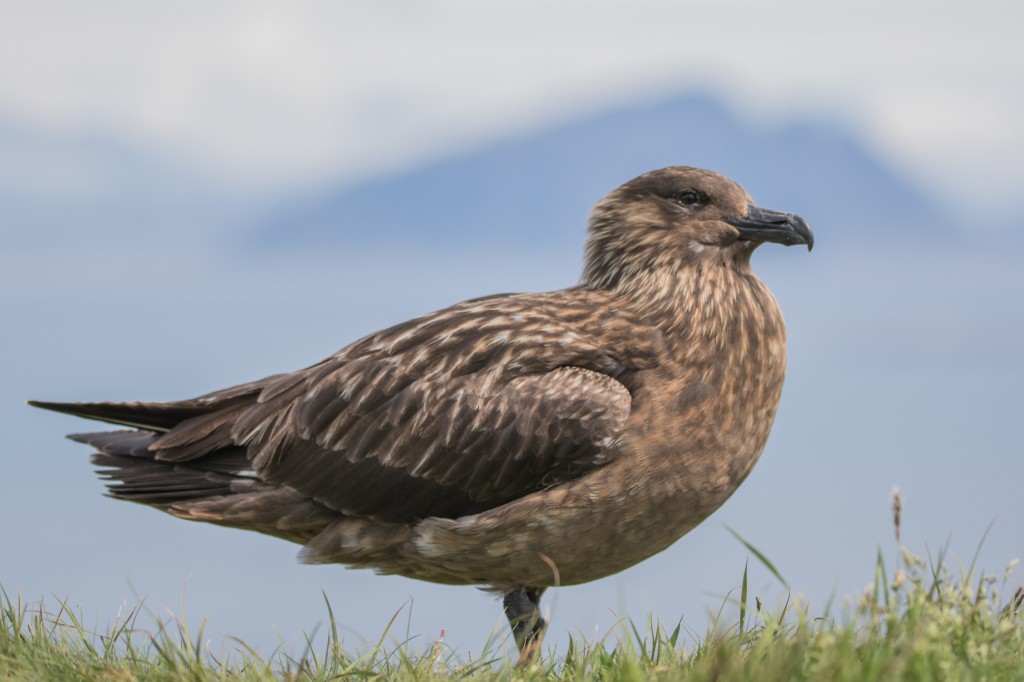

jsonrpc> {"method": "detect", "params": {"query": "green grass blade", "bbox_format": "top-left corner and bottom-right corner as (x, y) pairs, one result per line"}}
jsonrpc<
(739, 559), (749, 638)
(726, 526), (788, 587)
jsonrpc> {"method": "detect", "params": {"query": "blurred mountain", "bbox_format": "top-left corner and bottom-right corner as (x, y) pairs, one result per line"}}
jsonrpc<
(253, 93), (951, 253)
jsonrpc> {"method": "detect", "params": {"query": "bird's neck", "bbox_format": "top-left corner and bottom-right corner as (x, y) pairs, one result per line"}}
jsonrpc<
(608, 259), (786, 367)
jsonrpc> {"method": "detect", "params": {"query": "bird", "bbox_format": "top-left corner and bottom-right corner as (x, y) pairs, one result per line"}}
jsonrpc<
(30, 166), (812, 664)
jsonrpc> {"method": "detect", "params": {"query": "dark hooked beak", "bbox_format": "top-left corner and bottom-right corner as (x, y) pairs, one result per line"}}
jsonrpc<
(726, 204), (814, 251)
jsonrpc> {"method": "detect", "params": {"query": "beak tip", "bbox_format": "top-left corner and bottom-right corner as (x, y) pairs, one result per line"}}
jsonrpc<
(793, 215), (814, 252)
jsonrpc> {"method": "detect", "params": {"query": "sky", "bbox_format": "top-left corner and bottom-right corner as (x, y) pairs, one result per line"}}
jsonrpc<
(2, 0), (1022, 215)
(2, 0), (1023, 664)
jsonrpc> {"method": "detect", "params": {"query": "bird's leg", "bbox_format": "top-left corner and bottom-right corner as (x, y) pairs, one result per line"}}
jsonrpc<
(503, 586), (546, 666)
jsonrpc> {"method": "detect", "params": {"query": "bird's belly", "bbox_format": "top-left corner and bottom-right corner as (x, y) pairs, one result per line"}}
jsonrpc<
(403, 442), (758, 587)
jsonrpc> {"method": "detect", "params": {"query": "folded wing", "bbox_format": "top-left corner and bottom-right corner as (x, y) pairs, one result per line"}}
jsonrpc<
(42, 291), (663, 523)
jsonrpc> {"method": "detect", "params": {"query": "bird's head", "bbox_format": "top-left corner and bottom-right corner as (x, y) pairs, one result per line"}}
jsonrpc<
(582, 167), (813, 290)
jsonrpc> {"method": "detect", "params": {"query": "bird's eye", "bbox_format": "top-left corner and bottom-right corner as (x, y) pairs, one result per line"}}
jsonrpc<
(671, 190), (702, 207)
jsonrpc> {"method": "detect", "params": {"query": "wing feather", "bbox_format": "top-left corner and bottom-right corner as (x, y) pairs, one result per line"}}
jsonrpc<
(147, 290), (664, 522)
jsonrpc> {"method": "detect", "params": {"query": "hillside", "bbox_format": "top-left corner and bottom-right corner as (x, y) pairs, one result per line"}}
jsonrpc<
(254, 93), (949, 253)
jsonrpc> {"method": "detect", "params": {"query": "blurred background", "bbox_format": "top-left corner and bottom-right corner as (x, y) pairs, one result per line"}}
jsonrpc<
(3, 0), (1022, 661)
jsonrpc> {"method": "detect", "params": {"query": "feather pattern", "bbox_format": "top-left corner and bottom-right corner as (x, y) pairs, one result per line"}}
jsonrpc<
(137, 289), (660, 521)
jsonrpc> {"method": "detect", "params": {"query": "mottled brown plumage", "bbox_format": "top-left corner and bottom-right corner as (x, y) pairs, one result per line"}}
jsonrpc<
(30, 166), (812, 662)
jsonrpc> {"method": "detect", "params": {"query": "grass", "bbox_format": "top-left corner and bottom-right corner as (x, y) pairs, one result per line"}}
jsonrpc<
(4, 501), (1024, 680)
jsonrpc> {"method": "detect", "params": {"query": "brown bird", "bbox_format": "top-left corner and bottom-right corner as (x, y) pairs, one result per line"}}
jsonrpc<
(30, 166), (812, 663)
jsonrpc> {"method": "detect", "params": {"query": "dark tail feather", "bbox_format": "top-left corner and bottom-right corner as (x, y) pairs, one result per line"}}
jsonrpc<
(88, 454), (239, 501)
(28, 400), (209, 432)
(67, 429), (328, 544)
(69, 430), (158, 456)
(78, 428), (255, 504)
(91, 452), (241, 503)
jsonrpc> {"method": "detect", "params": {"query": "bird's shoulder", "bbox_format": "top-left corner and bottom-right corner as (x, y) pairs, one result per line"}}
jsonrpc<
(332, 287), (666, 373)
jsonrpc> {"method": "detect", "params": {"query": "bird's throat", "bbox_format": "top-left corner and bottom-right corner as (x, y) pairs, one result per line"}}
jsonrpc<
(614, 262), (785, 370)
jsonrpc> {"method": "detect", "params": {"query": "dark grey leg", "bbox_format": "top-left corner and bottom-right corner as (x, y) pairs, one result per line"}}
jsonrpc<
(503, 586), (546, 664)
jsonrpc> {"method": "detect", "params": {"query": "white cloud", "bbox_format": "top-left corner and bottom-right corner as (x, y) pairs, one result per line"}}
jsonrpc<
(0, 0), (1021, 212)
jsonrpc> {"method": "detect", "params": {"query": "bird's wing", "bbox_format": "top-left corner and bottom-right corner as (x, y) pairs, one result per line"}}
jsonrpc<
(149, 291), (663, 521)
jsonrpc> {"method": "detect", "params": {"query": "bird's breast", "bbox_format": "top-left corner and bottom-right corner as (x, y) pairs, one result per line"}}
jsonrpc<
(555, 281), (789, 574)
(403, 273), (790, 587)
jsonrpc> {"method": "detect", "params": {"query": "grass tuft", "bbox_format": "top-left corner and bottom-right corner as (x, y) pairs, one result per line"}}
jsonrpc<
(4, 535), (1024, 680)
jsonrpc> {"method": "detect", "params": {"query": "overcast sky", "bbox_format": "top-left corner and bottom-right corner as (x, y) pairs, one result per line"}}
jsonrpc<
(2, 0), (1022, 217)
